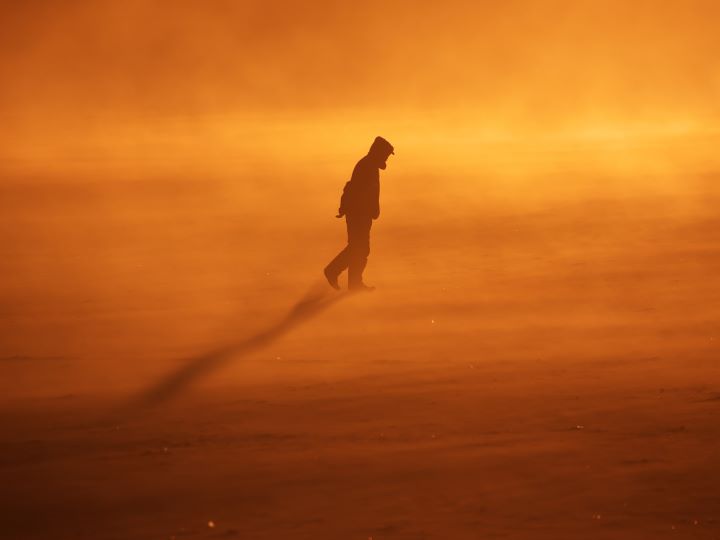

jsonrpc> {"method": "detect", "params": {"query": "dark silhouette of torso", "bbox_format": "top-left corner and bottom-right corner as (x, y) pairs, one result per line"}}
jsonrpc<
(340, 154), (381, 219)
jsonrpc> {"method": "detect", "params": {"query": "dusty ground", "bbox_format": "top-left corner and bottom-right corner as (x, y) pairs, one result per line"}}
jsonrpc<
(1, 167), (719, 539)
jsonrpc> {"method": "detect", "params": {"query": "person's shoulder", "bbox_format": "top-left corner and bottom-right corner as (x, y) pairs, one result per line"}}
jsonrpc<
(360, 155), (381, 173)
(352, 155), (373, 177)
(356, 155), (372, 169)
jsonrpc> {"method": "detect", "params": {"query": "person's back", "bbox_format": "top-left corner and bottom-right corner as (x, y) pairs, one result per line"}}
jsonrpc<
(325, 136), (394, 291)
(338, 154), (380, 219)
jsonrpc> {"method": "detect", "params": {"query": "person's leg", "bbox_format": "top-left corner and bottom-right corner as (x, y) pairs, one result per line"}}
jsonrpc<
(324, 247), (348, 289)
(324, 218), (353, 289)
(347, 216), (372, 289)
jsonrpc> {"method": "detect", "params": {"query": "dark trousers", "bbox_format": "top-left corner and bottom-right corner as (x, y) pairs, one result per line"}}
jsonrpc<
(325, 215), (372, 287)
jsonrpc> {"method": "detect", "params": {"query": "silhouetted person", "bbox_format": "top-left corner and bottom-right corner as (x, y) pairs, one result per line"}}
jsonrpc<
(324, 136), (394, 291)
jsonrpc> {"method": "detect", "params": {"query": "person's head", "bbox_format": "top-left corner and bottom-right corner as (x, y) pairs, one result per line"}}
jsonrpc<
(368, 136), (394, 169)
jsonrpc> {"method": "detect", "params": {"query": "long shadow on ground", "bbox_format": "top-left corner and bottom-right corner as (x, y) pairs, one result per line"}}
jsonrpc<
(120, 283), (349, 416)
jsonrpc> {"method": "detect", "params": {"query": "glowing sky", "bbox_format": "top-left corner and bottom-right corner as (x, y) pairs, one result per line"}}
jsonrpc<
(1, 1), (719, 171)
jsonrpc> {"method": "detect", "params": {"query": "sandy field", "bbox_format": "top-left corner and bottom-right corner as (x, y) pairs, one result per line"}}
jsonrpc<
(1, 162), (719, 539)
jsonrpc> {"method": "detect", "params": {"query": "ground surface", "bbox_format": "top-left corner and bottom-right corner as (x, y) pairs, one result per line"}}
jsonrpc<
(1, 168), (719, 539)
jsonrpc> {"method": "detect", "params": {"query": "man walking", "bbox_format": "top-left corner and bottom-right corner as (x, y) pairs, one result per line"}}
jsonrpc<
(324, 136), (394, 291)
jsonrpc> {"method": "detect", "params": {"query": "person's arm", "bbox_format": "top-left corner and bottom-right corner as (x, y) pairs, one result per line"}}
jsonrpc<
(371, 176), (380, 219)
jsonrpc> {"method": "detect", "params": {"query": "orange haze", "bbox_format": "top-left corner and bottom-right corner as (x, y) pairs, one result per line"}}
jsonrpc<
(3, 4), (720, 539)
(1, 0), (719, 179)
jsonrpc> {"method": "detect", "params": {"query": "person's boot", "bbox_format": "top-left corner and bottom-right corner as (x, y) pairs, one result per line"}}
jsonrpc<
(323, 266), (340, 290)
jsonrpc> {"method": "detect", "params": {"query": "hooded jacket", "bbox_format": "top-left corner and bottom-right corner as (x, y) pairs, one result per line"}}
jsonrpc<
(339, 155), (380, 219)
(337, 137), (393, 219)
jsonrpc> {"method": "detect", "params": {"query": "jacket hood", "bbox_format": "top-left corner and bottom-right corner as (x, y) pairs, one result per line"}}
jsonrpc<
(369, 136), (394, 156)
(368, 136), (394, 169)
